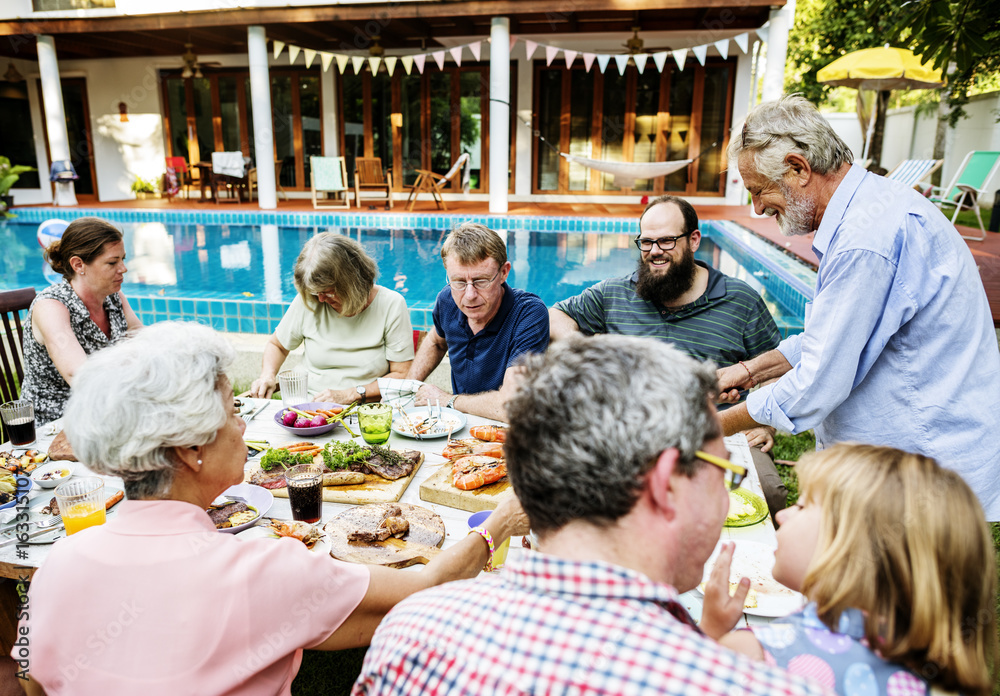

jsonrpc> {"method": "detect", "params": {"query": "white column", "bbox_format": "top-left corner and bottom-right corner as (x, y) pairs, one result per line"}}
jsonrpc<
(321, 66), (339, 157)
(248, 26), (277, 210)
(726, 50), (756, 205)
(37, 35), (76, 206)
(489, 17), (511, 213)
(760, 0), (795, 103)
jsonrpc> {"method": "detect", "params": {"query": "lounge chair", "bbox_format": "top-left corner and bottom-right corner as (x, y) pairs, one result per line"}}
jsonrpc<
(928, 151), (1000, 241)
(406, 153), (471, 211)
(310, 156), (350, 209)
(884, 158), (943, 191)
(354, 157), (393, 210)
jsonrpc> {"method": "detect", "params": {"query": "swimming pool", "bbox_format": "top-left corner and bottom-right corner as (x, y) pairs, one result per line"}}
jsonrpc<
(1, 209), (814, 337)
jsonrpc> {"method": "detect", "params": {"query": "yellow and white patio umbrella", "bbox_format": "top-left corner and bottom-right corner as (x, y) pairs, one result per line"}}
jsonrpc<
(817, 46), (943, 160)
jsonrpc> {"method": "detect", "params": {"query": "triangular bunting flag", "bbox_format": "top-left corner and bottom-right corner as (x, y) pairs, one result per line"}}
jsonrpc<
(524, 40), (538, 61)
(320, 52), (334, 72)
(582, 52), (596, 71)
(272, 41), (285, 60)
(449, 46), (463, 66)
(351, 56), (365, 74)
(714, 39), (729, 60)
(672, 48), (688, 70)
(545, 45), (559, 66)
(509, 35), (516, 52)
(564, 49), (578, 68)
(414, 54), (426, 74)
(634, 54), (647, 74)
(734, 33), (750, 54)
(652, 51), (668, 72)
(692, 44), (708, 66)
(432, 50), (445, 70)
(470, 41), (482, 61)
(303, 49), (316, 68)
(336, 54), (349, 74)
(288, 45), (301, 65)
(596, 54), (611, 73)
(401, 55), (414, 74)
(368, 57), (382, 74)
(757, 22), (770, 44)
(613, 53), (629, 75)
(384, 56), (397, 75)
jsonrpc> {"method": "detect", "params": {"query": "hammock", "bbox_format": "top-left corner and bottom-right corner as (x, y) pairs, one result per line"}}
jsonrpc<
(560, 153), (692, 189)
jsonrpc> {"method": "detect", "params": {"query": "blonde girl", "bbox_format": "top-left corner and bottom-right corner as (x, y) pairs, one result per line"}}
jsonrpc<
(715, 444), (997, 695)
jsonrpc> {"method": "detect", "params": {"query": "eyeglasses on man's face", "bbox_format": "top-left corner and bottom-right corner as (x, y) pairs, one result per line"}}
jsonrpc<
(633, 232), (691, 252)
(447, 267), (502, 292)
(695, 450), (747, 491)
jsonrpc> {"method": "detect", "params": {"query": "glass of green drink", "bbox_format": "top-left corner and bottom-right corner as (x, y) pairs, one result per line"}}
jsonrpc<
(358, 403), (393, 445)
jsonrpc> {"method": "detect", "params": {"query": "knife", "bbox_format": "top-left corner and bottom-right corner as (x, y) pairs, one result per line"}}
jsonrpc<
(0, 522), (65, 548)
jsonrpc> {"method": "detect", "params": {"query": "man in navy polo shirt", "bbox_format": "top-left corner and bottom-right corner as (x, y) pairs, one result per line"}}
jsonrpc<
(549, 195), (786, 515)
(409, 222), (549, 421)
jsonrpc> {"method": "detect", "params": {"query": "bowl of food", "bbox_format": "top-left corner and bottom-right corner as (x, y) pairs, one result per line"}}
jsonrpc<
(31, 462), (73, 489)
(207, 483), (274, 534)
(273, 402), (345, 437)
(0, 474), (32, 510)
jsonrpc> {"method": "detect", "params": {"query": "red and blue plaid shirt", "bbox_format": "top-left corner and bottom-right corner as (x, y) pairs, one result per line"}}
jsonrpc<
(352, 552), (833, 696)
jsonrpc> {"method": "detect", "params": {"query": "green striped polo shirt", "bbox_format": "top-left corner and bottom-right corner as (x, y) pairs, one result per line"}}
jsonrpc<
(553, 261), (780, 367)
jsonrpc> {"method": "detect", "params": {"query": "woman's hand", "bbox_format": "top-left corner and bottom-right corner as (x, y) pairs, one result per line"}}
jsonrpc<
(699, 542), (750, 640)
(249, 374), (278, 399)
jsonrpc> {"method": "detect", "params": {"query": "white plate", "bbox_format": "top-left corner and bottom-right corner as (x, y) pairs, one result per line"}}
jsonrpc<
(698, 540), (805, 618)
(235, 520), (331, 554)
(27, 484), (125, 517)
(391, 407), (467, 439)
(30, 463), (73, 489)
(213, 483), (274, 534)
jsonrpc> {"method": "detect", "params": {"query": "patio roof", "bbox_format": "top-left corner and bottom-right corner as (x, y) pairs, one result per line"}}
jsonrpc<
(0, 0), (780, 60)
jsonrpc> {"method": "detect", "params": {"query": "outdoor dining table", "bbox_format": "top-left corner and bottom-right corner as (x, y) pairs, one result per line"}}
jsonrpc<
(0, 398), (779, 629)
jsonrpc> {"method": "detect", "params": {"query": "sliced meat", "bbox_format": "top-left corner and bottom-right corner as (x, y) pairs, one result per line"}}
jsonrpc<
(208, 502), (248, 528)
(364, 450), (417, 480)
(40, 497), (60, 516)
(250, 468), (287, 489)
(380, 515), (409, 538)
(347, 503), (406, 542)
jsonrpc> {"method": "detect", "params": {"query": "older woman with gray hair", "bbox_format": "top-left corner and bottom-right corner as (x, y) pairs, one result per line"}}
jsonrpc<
(18, 321), (527, 694)
(250, 232), (413, 405)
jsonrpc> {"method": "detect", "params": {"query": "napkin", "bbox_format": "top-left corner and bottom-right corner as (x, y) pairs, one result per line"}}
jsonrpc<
(378, 378), (422, 408)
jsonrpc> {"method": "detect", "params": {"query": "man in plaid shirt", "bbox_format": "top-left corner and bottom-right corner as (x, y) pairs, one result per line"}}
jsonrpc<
(353, 335), (832, 696)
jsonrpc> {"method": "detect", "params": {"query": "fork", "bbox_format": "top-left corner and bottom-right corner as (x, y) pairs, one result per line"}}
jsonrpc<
(242, 401), (269, 424)
(35, 515), (62, 529)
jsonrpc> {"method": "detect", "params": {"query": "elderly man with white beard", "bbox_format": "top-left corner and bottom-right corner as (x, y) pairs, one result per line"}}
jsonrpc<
(718, 95), (1000, 520)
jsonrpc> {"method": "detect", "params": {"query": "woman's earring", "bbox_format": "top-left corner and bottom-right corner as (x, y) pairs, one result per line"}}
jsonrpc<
(197, 459), (202, 465)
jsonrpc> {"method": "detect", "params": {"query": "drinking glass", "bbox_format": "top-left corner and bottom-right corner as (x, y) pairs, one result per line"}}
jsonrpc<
(55, 477), (106, 535)
(278, 371), (309, 411)
(467, 509), (511, 570)
(285, 463), (323, 524)
(1, 400), (35, 447)
(357, 403), (392, 445)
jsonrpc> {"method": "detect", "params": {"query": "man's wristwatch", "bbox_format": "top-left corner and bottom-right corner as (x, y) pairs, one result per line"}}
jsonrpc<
(446, 394), (458, 410)
(355, 386), (366, 405)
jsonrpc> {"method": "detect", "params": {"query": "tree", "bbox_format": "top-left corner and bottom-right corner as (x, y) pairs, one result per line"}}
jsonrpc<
(784, 0), (904, 169)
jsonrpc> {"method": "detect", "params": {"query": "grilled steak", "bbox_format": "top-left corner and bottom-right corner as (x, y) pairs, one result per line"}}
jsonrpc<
(250, 468), (287, 489)
(347, 504), (407, 542)
(208, 501), (247, 527)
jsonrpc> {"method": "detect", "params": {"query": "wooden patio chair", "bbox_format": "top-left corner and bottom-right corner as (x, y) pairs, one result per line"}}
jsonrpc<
(884, 158), (943, 191)
(0, 287), (35, 443)
(310, 156), (350, 209)
(406, 153), (470, 211)
(354, 157), (393, 210)
(929, 151), (1000, 241)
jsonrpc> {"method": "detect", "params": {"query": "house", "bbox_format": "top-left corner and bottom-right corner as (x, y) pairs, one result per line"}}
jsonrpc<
(0, 0), (794, 211)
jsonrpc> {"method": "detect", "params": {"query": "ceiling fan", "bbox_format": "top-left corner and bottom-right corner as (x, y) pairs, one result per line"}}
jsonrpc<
(180, 42), (221, 79)
(622, 27), (672, 55)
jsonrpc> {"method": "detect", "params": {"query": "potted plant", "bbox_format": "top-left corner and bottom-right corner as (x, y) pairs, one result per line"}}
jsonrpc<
(0, 156), (37, 217)
(130, 176), (158, 199)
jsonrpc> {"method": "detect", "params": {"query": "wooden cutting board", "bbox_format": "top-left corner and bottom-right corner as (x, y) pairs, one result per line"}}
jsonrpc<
(418, 461), (513, 513)
(243, 451), (425, 505)
(324, 503), (445, 568)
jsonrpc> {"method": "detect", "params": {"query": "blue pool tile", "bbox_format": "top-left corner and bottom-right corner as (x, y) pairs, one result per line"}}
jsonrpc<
(168, 299), (180, 313)
(254, 303), (269, 318)
(239, 303), (253, 317)
(269, 303), (284, 319)
(210, 301), (224, 316)
(224, 302), (238, 317)
(154, 298), (166, 313)
(196, 301), (209, 315)
(181, 300), (194, 314)
(226, 317), (239, 332)
(211, 317), (225, 331)
(255, 319), (269, 333)
(239, 318), (253, 332)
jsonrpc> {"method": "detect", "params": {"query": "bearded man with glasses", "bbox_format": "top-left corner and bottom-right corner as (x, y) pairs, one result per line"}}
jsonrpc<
(408, 222), (549, 421)
(549, 194), (787, 517)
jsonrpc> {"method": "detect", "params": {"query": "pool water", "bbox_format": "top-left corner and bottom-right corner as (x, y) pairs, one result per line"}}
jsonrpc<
(0, 217), (810, 336)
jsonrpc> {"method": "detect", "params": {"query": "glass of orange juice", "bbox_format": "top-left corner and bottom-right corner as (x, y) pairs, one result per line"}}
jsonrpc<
(54, 477), (107, 535)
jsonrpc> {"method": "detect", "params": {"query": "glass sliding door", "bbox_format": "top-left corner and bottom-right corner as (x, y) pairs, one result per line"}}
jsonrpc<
(429, 72), (452, 177)
(399, 74), (422, 187)
(599, 71), (627, 191)
(666, 69), (695, 192)
(459, 71), (483, 189)
(536, 69), (561, 191)
(632, 70), (661, 192)
(300, 75), (321, 189)
(568, 70), (593, 191)
(271, 75), (295, 188)
(697, 66), (731, 194)
(341, 72), (364, 186)
(218, 77), (241, 153)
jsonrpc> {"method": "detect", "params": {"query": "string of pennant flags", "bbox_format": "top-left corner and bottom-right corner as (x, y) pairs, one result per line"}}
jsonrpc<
(269, 24), (768, 78)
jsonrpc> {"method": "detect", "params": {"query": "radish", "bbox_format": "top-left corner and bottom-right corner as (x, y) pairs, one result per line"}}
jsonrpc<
(309, 415), (327, 427)
(282, 410), (297, 426)
(293, 417), (311, 428)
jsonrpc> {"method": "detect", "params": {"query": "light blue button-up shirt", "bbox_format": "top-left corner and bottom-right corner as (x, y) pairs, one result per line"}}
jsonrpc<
(747, 164), (1000, 518)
